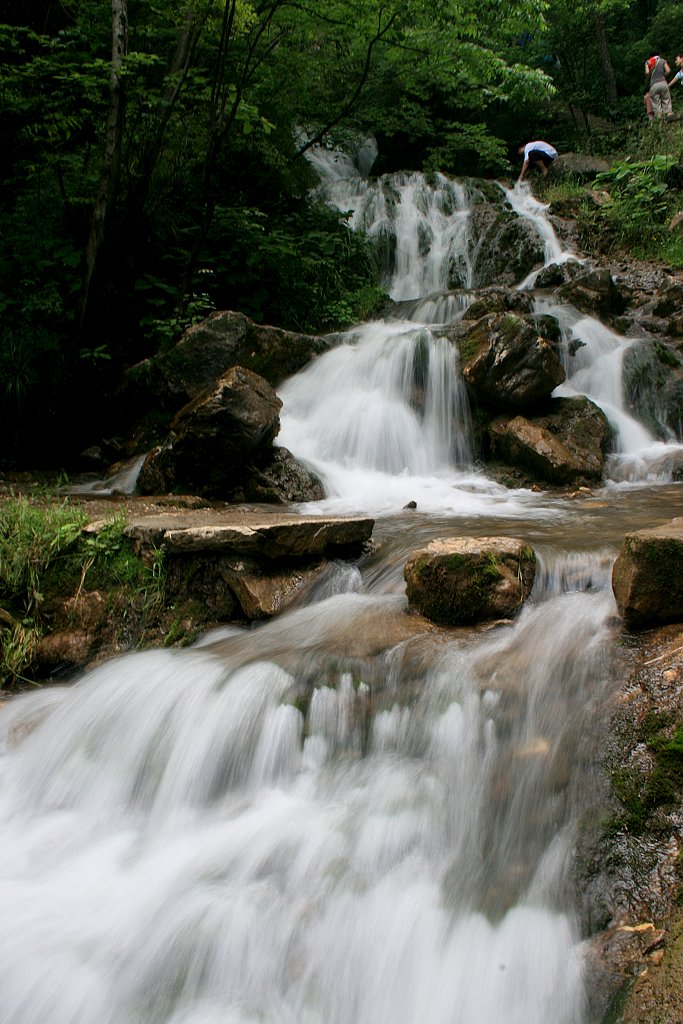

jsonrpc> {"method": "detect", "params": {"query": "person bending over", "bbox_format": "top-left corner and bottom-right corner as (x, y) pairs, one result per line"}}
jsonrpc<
(518, 140), (558, 181)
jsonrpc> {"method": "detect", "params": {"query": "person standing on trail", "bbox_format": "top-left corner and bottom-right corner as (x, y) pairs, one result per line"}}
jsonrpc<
(645, 53), (672, 118)
(517, 140), (558, 181)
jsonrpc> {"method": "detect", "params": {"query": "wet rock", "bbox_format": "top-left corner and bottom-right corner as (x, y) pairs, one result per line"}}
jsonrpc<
(123, 508), (374, 561)
(534, 260), (584, 289)
(458, 312), (565, 412)
(34, 630), (95, 674)
(404, 536), (536, 626)
(470, 210), (545, 288)
(612, 518), (683, 628)
(461, 286), (533, 320)
(217, 557), (330, 620)
(653, 281), (683, 319)
(124, 508), (375, 623)
(489, 397), (611, 484)
(622, 341), (683, 441)
(559, 267), (627, 320)
(238, 446), (324, 504)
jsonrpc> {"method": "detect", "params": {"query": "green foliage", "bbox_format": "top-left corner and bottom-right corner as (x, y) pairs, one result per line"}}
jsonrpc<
(1, 622), (41, 688)
(138, 283), (217, 352)
(597, 163), (669, 239)
(76, 512), (165, 595)
(206, 201), (384, 332)
(0, 494), (86, 616)
(0, 494), (86, 686)
(424, 123), (511, 175)
(586, 154), (681, 255)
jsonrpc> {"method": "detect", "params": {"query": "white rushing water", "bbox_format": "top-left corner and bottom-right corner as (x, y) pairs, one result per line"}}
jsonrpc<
(0, 561), (615, 1024)
(2, 155), (682, 1024)
(279, 164), (683, 513)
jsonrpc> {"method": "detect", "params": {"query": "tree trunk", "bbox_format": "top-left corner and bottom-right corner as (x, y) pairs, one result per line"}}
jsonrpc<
(80, 0), (128, 330)
(593, 9), (617, 106)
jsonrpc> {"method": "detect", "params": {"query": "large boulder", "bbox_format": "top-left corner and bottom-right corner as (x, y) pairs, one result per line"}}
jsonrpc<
(404, 536), (536, 626)
(549, 153), (611, 181)
(126, 310), (328, 408)
(612, 519), (683, 628)
(489, 396), (611, 485)
(622, 340), (683, 442)
(458, 312), (565, 412)
(470, 211), (546, 289)
(236, 446), (325, 504)
(559, 268), (627, 320)
(138, 366), (283, 498)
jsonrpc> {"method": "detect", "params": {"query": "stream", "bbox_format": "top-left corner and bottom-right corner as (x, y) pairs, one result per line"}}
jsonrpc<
(1, 155), (683, 1024)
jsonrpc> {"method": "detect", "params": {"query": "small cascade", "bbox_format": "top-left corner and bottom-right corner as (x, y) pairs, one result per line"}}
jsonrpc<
(311, 153), (475, 299)
(68, 455), (146, 496)
(501, 182), (582, 288)
(277, 320), (478, 512)
(539, 300), (683, 482)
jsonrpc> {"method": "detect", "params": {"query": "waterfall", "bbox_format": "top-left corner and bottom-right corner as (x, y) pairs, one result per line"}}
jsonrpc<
(501, 182), (583, 287)
(0, 551), (617, 1024)
(3, 154), (683, 1024)
(280, 155), (683, 502)
(311, 156), (475, 298)
(535, 300), (683, 482)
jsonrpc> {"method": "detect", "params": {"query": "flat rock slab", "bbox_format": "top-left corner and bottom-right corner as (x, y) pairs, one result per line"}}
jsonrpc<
(85, 508), (375, 560)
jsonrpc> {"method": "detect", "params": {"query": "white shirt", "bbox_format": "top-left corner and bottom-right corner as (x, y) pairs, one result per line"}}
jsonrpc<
(523, 141), (558, 160)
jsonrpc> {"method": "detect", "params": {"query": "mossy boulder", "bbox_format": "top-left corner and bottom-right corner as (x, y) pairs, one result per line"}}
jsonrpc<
(470, 211), (545, 288)
(404, 536), (536, 626)
(612, 519), (683, 628)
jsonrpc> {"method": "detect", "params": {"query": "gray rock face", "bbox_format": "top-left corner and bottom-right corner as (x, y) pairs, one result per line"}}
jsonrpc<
(470, 210), (545, 288)
(127, 310), (328, 406)
(459, 312), (565, 412)
(404, 536), (536, 626)
(550, 153), (611, 181)
(612, 518), (683, 628)
(489, 397), (611, 484)
(622, 341), (683, 442)
(125, 508), (374, 620)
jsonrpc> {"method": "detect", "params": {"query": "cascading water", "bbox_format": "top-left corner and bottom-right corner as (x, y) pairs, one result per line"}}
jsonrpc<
(2, 154), (683, 1024)
(283, 159), (683, 509)
(0, 561), (613, 1024)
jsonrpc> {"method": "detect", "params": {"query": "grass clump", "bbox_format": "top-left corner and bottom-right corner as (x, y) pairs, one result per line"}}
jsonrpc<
(0, 494), (86, 617)
(0, 496), (164, 687)
(0, 493), (86, 686)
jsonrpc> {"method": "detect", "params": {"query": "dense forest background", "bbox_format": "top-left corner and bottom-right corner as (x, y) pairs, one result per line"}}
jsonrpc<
(2, 0), (683, 466)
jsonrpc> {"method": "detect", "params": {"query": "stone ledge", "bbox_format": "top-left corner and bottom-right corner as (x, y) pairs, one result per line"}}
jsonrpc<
(115, 511), (374, 559)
